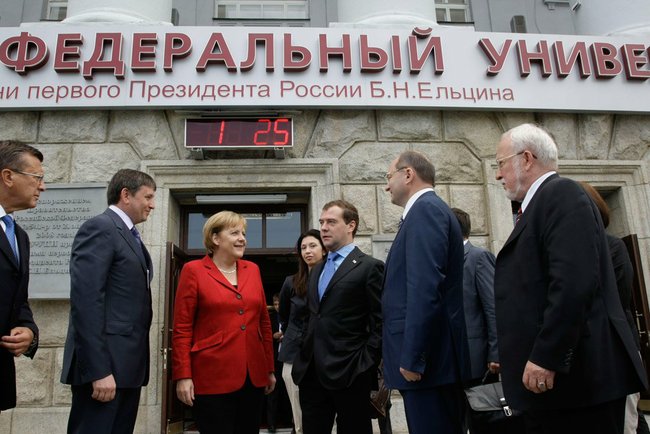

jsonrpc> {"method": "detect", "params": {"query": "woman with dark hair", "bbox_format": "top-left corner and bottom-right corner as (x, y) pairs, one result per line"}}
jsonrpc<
(580, 182), (649, 434)
(278, 229), (326, 434)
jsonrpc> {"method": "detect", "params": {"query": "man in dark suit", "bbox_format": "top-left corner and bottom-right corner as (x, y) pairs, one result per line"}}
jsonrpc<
(0, 140), (44, 412)
(451, 208), (499, 381)
(382, 151), (470, 434)
(292, 199), (384, 434)
(61, 169), (156, 434)
(494, 123), (648, 434)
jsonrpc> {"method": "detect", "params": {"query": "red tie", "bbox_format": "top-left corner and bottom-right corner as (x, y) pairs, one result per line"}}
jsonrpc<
(516, 208), (523, 224)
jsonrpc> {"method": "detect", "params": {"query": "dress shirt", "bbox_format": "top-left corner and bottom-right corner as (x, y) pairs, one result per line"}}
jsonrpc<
(317, 242), (355, 289)
(520, 171), (557, 213)
(109, 204), (136, 230)
(402, 187), (435, 219)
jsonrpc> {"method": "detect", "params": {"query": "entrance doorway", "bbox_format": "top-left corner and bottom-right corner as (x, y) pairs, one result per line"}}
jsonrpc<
(161, 201), (308, 433)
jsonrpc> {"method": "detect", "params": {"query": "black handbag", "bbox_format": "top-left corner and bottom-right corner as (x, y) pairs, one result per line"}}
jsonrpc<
(464, 373), (525, 433)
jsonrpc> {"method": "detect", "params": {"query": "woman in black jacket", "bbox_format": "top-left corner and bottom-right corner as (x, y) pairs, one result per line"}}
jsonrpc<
(278, 229), (326, 434)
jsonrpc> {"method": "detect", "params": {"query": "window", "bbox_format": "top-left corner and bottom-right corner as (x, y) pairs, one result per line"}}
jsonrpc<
(214, 1), (309, 20)
(46, 0), (68, 21)
(435, 0), (471, 23)
(185, 208), (304, 253)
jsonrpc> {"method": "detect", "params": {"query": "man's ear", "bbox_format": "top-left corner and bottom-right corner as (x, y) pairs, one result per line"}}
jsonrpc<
(1, 168), (14, 187)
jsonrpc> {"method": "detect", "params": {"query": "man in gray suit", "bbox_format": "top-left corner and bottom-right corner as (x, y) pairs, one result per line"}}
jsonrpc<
(61, 169), (156, 434)
(452, 208), (499, 381)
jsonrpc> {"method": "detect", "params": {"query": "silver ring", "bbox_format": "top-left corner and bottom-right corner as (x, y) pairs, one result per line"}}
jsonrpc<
(538, 382), (547, 390)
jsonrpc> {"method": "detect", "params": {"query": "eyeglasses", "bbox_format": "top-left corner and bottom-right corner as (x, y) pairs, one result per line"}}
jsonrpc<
(385, 167), (407, 180)
(12, 169), (45, 183)
(495, 151), (525, 169)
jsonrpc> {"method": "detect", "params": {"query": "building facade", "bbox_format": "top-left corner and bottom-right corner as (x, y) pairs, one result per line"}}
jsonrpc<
(0, 1), (649, 433)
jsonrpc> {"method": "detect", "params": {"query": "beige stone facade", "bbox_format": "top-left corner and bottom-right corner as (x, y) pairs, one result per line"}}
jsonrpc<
(0, 109), (649, 433)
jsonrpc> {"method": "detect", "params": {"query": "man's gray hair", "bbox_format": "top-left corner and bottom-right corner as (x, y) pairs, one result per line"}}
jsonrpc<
(506, 123), (559, 171)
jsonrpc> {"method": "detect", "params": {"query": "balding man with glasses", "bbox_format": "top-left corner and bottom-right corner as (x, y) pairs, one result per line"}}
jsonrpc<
(0, 140), (46, 412)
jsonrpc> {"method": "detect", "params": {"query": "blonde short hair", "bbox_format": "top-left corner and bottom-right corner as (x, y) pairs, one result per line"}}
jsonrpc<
(203, 211), (247, 255)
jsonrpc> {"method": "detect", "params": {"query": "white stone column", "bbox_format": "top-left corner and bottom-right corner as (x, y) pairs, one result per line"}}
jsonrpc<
(573, 0), (650, 36)
(334, 0), (437, 27)
(63, 0), (173, 24)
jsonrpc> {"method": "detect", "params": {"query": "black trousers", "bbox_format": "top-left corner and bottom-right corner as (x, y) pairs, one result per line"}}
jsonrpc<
(193, 376), (265, 434)
(524, 397), (626, 434)
(299, 363), (373, 434)
(67, 384), (141, 434)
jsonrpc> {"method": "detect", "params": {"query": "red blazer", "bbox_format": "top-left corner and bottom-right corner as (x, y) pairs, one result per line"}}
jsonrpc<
(172, 256), (274, 394)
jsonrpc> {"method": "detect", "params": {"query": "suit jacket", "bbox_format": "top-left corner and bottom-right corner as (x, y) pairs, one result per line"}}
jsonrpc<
(495, 175), (648, 411)
(61, 209), (153, 388)
(277, 275), (309, 364)
(172, 256), (274, 394)
(292, 246), (384, 390)
(607, 234), (640, 349)
(0, 220), (38, 410)
(382, 191), (470, 391)
(463, 241), (498, 380)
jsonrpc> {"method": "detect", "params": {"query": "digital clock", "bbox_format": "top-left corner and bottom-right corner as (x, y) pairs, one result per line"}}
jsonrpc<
(184, 118), (293, 149)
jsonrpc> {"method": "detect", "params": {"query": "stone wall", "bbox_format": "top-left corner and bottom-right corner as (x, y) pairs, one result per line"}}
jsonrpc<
(0, 108), (648, 433)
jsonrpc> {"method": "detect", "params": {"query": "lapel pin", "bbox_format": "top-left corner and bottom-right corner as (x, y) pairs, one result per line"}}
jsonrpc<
(352, 260), (357, 264)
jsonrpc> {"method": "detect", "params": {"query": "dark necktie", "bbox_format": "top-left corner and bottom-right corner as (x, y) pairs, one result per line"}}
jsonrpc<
(131, 226), (151, 269)
(318, 252), (339, 300)
(2, 215), (18, 261)
(515, 208), (523, 224)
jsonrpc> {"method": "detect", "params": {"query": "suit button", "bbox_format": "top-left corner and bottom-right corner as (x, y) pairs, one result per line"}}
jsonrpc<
(236, 294), (242, 299)
(239, 309), (244, 315)
(240, 325), (246, 330)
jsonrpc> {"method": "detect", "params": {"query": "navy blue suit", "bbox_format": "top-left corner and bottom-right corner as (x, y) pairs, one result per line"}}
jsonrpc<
(0, 218), (38, 411)
(61, 208), (153, 434)
(382, 191), (470, 434)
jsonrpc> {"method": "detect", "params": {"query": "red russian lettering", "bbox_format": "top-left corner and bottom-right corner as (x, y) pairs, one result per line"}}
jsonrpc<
(359, 35), (388, 72)
(621, 44), (650, 80)
(318, 34), (352, 72)
(516, 40), (552, 77)
(393, 82), (409, 98)
(280, 80), (295, 96)
(240, 33), (274, 72)
(196, 33), (236, 72)
(54, 33), (83, 72)
(552, 41), (591, 78)
(436, 87), (449, 99)
(41, 86), (55, 99)
(131, 33), (158, 72)
(391, 35), (403, 72)
(0, 32), (49, 74)
(590, 42), (623, 78)
(417, 82), (432, 99)
(56, 86), (69, 102)
(478, 38), (513, 76)
(258, 85), (270, 97)
(163, 33), (192, 71)
(129, 81), (146, 98)
(82, 33), (126, 79)
(407, 28), (444, 74)
(370, 81), (385, 98)
(283, 34), (312, 71)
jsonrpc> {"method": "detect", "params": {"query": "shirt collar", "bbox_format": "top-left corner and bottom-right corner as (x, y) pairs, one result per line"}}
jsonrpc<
(109, 205), (135, 230)
(521, 171), (556, 213)
(403, 187), (434, 219)
(330, 242), (355, 261)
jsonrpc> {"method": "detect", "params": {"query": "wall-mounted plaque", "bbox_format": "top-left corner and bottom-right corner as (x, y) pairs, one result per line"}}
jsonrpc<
(16, 184), (107, 299)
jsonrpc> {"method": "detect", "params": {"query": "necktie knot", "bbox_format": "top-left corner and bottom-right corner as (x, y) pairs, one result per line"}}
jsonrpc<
(515, 207), (523, 224)
(130, 226), (142, 243)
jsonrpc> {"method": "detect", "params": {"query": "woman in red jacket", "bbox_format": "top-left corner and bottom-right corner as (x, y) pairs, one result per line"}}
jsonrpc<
(172, 210), (275, 434)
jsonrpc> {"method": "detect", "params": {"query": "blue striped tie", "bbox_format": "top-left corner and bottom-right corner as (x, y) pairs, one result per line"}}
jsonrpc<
(1, 215), (18, 261)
